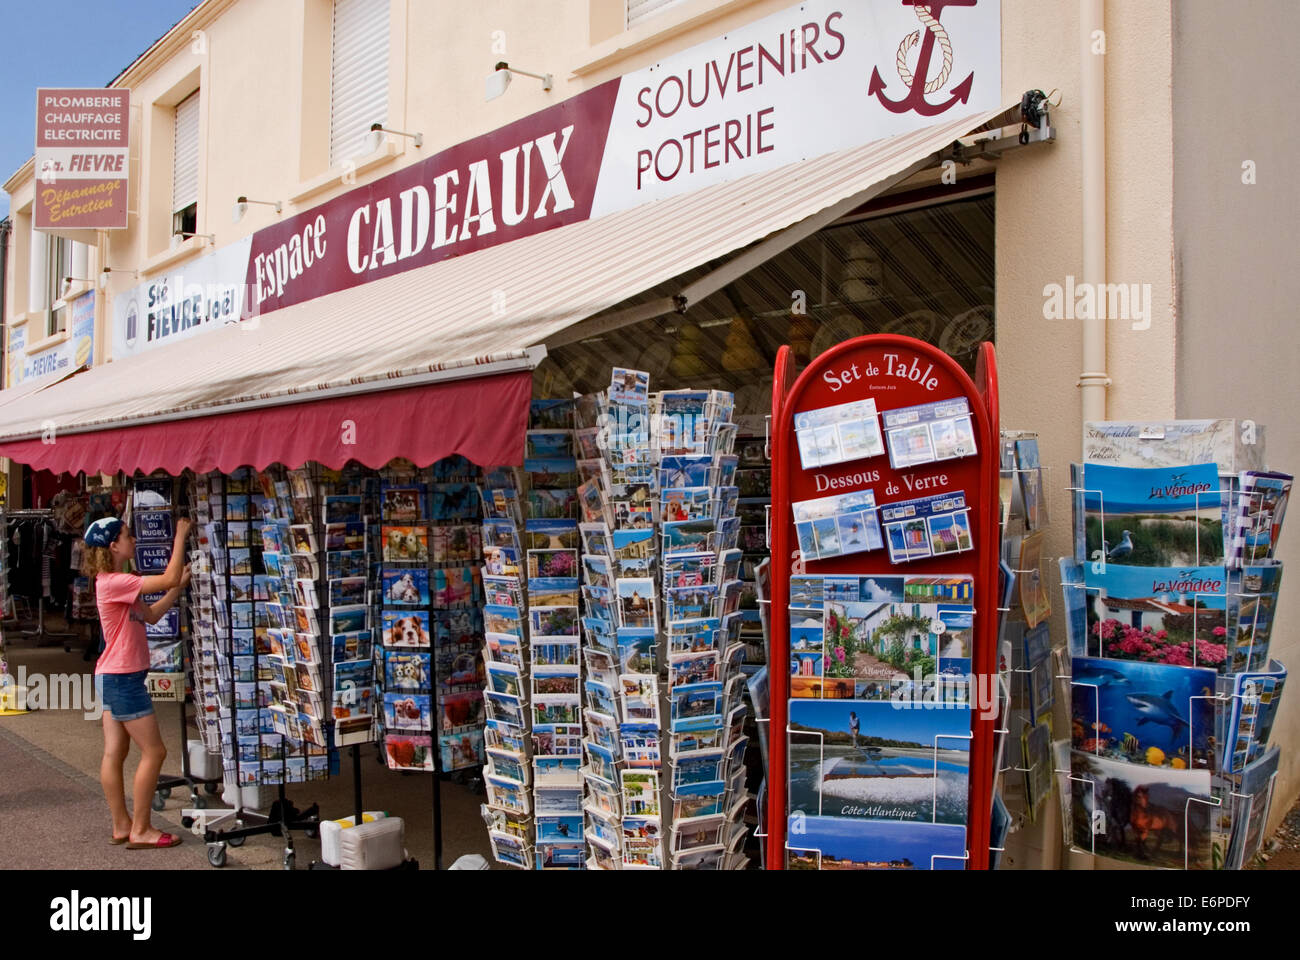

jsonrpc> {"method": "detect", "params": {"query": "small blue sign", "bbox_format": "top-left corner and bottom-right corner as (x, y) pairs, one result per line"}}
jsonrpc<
(134, 509), (173, 542)
(135, 544), (171, 572)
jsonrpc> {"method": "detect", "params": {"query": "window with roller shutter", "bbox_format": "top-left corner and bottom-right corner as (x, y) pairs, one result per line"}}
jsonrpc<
(330, 0), (391, 167)
(626, 0), (690, 30)
(172, 90), (200, 238)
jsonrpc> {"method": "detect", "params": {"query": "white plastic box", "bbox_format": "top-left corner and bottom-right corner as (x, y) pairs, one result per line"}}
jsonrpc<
(338, 817), (405, 870)
(187, 739), (222, 781)
(320, 812), (388, 867)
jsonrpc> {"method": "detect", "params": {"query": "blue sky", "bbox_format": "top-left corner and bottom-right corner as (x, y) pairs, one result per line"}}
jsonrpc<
(0, 0), (201, 218)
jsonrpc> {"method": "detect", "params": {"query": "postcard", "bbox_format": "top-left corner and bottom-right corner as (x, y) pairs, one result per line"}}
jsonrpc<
(385, 735), (435, 773)
(608, 367), (650, 406)
(526, 548), (578, 583)
(440, 729), (485, 771)
(431, 567), (479, 608)
(381, 525), (429, 562)
(1071, 656), (1215, 774)
(1082, 419), (1265, 476)
(1222, 661), (1287, 773)
(1082, 462), (1224, 568)
(482, 633), (522, 669)
(524, 458), (580, 491)
(484, 690), (527, 728)
(1018, 531), (1051, 627)
(429, 483), (478, 522)
(620, 770), (661, 816)
(672, 748), (726, 789)
(380, 484), (425, 523)
(1226, 746), (1281, 869)
(375, 568), (425, 607)
(669, 682), (723, 733)
(533, 668), (581, 698)
(882, 397), (976, 471)
(663, 519), (715, 556)
(384, 651), (431, 692)
(879, 490), (972, 565)
(1084, 563), (1228, 665)
(794, 398), (884, 469)
(669, 654), (720, 688)
(1022, 720), (1053, 818)
(1234, 471), (1292, 566)
(620, 674), (660, 724)
(1069, 750), (1211, 868)
(792, 488), (883, 561)
(616, 578), (657, 629)
(787, 815), (967, 870)
(381, 609), (431, 649)
(787, 699), (970, 824)
(614, 628), (655, 676)
(382, 692), (431, 732)
(1023, 623), (1054, 718)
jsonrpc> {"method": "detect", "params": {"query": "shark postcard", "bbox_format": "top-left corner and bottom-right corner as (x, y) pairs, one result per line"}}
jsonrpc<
(1071, 656), (1215, 771)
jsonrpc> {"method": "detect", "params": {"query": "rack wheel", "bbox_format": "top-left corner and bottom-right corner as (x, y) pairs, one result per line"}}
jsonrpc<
(207, 844), (227, 868)
(159, 786), (172, 799)
(182, 815), (194, 829)
(283, 850), (295, 871)
(227, 828), (246, 848)
(193, 794), (207, 810)
(151, 792), (166, 811)
(305, 825), (319, 839)
(204, 782), (219, 795)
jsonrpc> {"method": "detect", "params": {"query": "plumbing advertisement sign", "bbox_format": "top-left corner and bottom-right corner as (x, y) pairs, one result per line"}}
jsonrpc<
(34, 88), (131, 230)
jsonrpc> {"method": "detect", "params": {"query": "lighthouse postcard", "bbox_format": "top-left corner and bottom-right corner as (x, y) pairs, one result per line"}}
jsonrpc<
(1082, 462), (1225, 569)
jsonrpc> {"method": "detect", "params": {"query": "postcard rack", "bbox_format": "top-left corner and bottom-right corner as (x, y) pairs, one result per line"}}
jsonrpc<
(986, 432), (1060, 866)
(194, 468), (321, 869)
(1054, 436), (1289, 870)
(765, 336), (1000, 870)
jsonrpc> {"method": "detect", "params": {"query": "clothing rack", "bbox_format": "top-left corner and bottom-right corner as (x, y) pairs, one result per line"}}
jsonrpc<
(7, 509), (77, 649)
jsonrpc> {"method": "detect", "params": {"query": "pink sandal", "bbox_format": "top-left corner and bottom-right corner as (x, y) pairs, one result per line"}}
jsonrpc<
(126, 832), (182, 849)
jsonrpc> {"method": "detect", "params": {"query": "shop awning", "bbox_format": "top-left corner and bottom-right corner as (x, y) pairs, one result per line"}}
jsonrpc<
(0, 104), (1013, 475)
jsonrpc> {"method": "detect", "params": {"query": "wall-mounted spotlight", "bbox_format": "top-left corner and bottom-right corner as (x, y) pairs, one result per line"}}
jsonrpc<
(366, 122), (423, 154)
(485, 61), (553, 101)
(233, 196), (283, 224)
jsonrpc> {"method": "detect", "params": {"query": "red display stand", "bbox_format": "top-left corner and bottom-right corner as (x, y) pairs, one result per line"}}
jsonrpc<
(764, 335), (1000, 870)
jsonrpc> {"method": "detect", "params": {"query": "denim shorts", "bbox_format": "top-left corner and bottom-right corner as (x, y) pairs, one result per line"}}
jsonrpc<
(96, 671), (154, 722)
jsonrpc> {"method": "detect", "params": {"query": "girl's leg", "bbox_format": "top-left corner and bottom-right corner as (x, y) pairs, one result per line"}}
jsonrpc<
(122, 713), (168, 842)
(100, 714), (132, 839)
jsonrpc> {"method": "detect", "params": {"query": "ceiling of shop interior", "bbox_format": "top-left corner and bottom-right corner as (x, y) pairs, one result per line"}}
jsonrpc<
(542, 193), (995, 418)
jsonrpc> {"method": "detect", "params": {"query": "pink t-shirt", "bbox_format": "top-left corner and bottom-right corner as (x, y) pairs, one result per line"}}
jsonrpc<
(95, 572), (151, 675)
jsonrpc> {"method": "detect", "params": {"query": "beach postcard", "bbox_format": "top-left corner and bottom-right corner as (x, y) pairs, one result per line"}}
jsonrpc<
(787, 699), (971, 825)
(1083, 462), (1225, 567)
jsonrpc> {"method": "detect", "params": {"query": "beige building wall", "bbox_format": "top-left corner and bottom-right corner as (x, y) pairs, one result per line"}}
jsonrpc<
(1173, 0), (1300, 836)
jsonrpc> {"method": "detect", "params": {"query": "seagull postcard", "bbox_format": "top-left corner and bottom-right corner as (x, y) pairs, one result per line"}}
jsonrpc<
(1082, 462), (1225, 568)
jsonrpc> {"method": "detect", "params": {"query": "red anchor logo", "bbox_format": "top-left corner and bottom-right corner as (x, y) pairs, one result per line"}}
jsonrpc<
(869, 0), (977, 116)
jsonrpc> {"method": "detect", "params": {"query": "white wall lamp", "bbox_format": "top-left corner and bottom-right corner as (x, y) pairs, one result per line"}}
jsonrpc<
(98, 267), (140, 289)
(233, 196), (283, 224)
(366, 122), (423, 154)
(485, 61), (553, 102)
